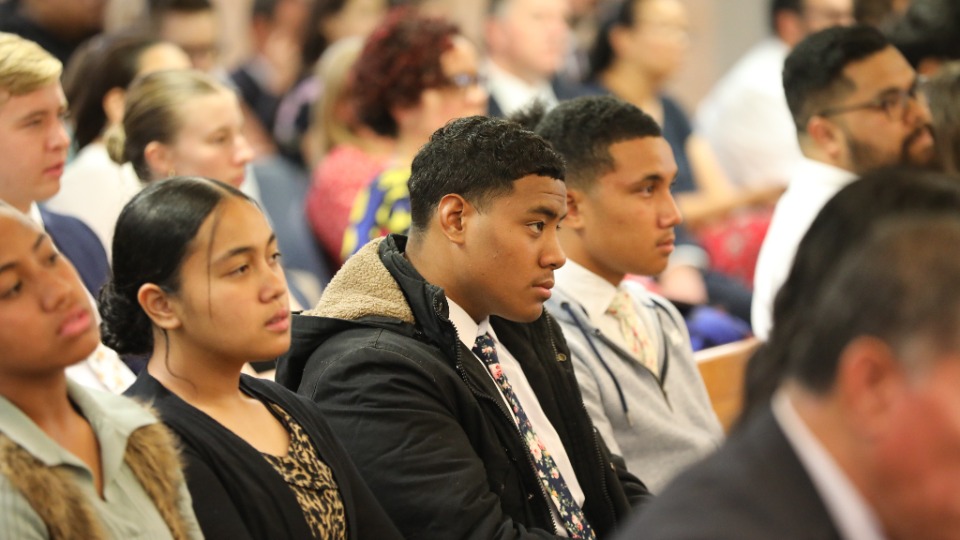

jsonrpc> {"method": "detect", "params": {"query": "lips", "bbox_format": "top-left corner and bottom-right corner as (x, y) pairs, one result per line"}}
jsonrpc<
(533, 278), (554, 299)
(44, 162), (65, 177)
(59, 307), (92, 338)
(265, 309), (290, 332)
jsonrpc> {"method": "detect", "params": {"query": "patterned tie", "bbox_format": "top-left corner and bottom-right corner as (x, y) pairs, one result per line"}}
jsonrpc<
(606, 288), (659, 376)
(472, 333), (596, 540)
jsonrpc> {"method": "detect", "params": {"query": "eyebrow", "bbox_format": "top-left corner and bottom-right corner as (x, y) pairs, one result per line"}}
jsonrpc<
(528, 205), (567, 221)
(0, 233), (47, 274)
(212, 233), (277, 264)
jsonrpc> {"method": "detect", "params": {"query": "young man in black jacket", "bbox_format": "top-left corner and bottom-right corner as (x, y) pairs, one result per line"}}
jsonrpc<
(278, 115), (651, 539)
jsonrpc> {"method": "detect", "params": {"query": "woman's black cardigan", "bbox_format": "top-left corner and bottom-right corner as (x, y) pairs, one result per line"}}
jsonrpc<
(125, 372), (402, 540)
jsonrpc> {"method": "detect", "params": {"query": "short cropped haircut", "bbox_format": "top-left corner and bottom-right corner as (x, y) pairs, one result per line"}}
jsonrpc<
(352, 9), (458, 137)
(526, 95), (661, 191)
(408, 115), (565, 232)
(788, 215), (960, 393)
(783, 25), (889, 132)
(0, 32), (62, 105)
(887, 0), (960, 69)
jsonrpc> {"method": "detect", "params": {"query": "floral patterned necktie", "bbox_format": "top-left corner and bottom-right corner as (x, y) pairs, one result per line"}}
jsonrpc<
(606, 288), (659, 376)
(472, 333), (596, 540)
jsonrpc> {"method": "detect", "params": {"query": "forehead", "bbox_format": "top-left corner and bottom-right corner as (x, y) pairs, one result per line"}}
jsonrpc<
(440, 36), (478, 74)
(0, 82), (65, 119)
(606, 136), (677, 175)
(0, 211), (41, 254)
(191, 197), (270, 255)
(503, 0), (570, 18)
(159, 10), (219, 43)
(841, 46), (914, 97)
(490, 173), (566, 210)
(804, 0), (852, 12)
(177, 90), (240, 128)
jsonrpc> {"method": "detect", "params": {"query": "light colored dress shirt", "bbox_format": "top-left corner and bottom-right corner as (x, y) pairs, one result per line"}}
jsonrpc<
(486, 60), (559, 117)
(553, 260), (661, 359)
(751, 158), (857, 340)
(0, 379), (203, 539)
(446, 297), (584, 537)
(772, 390), (887, 540)
(696, 38), (804, 189)
(28, 204), (135, 394)
(44, 142), (143, 258)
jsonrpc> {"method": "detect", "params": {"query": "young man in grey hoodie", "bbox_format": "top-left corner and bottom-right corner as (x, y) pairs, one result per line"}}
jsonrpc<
(534, 95), (724, 493)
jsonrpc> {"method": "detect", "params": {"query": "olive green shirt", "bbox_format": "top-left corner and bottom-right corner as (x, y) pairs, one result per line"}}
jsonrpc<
(0, 379), (203, 539)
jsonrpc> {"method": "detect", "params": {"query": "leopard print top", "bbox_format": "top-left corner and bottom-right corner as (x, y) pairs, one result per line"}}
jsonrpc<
(262, 402), (347, 540)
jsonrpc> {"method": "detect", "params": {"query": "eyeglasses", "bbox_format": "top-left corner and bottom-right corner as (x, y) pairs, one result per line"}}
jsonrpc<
(440, 73), (486, 91)
(818, 78), (927, 121)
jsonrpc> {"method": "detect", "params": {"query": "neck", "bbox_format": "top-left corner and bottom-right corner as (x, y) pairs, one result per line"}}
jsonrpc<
(600, 60), (661, 109)
(406, 233), (486, 323)
(147, 338), (246, 408)
(559, 230), (625, 287)
(0, 372), (78, 430)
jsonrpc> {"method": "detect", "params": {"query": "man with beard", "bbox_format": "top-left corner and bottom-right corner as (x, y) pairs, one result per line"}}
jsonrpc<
(751, 24), (935, 340)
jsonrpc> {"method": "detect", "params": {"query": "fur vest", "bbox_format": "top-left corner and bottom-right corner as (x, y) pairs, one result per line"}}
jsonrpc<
(0, 421), (193, 540)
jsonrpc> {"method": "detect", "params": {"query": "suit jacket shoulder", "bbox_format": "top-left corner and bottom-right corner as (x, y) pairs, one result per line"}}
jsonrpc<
(40, 207), (109, 297)
(619, 408), (841, 540)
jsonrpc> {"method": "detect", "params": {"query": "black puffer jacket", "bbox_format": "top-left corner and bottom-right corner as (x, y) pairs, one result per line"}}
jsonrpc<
(277, 235), (652, 540)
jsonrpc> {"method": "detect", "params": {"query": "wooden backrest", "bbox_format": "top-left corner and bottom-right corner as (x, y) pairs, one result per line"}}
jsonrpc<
(695, 338), (761, 432)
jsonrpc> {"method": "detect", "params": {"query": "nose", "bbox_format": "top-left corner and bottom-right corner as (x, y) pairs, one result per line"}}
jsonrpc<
(907, 91), (933, 125)
(660, 192), (683, 228)
(40, 263), (74, 312)
(260, 261), (288, 303)
(234, 134), (254, 167)
(49, 117), (70, 151)
(541, 231), (566, 270)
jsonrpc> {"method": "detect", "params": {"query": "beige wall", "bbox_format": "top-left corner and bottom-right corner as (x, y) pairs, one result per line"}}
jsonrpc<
(666, 0), (768, 112)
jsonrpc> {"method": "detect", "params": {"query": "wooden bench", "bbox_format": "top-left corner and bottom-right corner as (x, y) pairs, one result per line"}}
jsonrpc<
(695, 338), (760, 432)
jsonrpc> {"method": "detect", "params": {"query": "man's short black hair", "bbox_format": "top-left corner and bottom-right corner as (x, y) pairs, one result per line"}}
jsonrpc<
(783, 24), (890, 132)
(149, 0), (213, 17)
(526, 95), (661, 191)
(887, 0), (960, 69)
(788, 214), (960, 393)
(408, 115), (565, 232)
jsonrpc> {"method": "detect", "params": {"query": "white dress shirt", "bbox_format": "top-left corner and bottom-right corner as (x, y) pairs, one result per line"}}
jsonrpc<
(29, 204), (135, 394)
(772, 390), (887, 540)
(485, 60), (559, 117)
(553, 260), (661, 360)
(751, 158), (857, 340)
(446, 297), (584, 536)
(43, 142), (143, 258)
(696, 38), (804, 189)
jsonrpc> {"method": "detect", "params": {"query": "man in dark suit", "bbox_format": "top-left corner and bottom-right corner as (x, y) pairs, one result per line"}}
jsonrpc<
(0, 32), (109, 297)
(619, 214), (960, 539)
(484, 0), (595, 117)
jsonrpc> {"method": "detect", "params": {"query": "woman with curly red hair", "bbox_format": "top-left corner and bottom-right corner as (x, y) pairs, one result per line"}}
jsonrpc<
(316, 9), (488, 262)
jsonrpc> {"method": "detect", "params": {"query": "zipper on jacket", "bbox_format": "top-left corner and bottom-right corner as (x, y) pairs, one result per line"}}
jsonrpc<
(454, 337), (561, 536)
(592, 327), (673, 411)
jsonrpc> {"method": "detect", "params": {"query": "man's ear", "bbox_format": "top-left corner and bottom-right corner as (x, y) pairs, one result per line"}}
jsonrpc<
(806, 115), (845, 162)
(564, 189), (587, 230)
(436, 193), (470, 244)
(143, 141), (175, 178)
(137, 283), (182, 331)
(834, 336), (906, 440)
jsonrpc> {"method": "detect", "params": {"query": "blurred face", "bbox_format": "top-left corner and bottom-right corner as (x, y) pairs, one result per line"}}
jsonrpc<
(0, 82), (69, 212)
(457, 174), (567, 322)
(489, 0), (571, 82)
(158, 10), (220, 72)
(136, 42), (192, 76)
(160, 91), (253, 187)
(321, 0), (387, 44)
(570, 137), (681, 284)
(0, 211), (99, 378)
(619, 0), (690, 82)
(869, 355), (960, 540)
(826, 46), (936, 174)
(163, 197), (290, 365)
(415, 36), (488, 138)
(799, 0), (855, 34)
